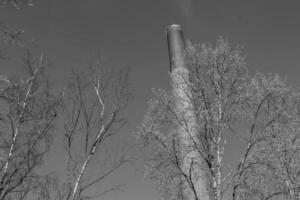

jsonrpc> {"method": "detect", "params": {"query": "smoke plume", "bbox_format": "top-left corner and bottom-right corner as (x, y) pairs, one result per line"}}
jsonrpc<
(175, 0), (193, 19)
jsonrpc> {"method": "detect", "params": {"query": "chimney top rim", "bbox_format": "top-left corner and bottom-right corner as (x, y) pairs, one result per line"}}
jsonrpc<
(167, 24), (182, 31)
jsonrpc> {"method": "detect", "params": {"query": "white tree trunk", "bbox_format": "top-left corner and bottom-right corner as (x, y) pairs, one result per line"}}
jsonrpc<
(214, 82), (223, 200)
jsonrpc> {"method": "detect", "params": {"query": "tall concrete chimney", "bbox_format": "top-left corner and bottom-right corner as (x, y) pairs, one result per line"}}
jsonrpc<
(166, 24), (185, 71)
(166, 24), (212, 200)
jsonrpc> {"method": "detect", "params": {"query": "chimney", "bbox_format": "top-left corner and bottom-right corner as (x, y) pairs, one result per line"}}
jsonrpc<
(165, 24), (213, 200)
(166, 24), (185, 71)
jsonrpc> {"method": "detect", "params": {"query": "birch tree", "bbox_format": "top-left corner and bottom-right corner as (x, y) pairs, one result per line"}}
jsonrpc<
(138, 37), (247, 200)
(228, 73), (300, 200)
(186, 38), (248, 200)
(138, 36), (300, 200)
(0, 52), (58, 200)
(57, 61), (132, 200)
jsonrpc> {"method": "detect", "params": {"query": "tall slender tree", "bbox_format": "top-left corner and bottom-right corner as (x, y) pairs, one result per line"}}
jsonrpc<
(0, 53), (58, 200)
(56, 60), (133, 200)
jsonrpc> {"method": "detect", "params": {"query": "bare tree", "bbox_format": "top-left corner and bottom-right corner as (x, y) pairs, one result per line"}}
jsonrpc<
(228, 73), (300, 200)
(0, 52), (58, 200)
(138, 37), (300, 200)
(138, 37), (247, 200)
(56, 60), (132, 200)
(186, 38), (248, 200)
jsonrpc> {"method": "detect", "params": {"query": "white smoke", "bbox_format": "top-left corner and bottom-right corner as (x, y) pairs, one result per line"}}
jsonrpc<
(175, 0), (193, 19)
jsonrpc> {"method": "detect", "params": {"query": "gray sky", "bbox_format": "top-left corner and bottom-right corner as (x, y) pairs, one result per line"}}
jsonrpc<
(1, 0), (300, 199)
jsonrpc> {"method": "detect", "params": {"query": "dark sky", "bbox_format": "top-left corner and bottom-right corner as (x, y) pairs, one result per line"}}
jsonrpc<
(1, 0), (300, 199)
